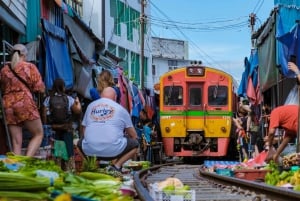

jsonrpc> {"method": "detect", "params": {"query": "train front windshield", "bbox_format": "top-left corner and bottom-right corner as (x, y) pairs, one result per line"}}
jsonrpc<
(208, 85), (228, 106)
(164, 86), (183, 105)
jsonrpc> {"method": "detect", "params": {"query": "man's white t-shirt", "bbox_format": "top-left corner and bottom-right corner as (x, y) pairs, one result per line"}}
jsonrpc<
(81, 97), (133, 157)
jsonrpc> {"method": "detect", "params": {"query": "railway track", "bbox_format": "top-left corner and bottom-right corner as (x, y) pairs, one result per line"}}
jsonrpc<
(133, 162), (300, 201)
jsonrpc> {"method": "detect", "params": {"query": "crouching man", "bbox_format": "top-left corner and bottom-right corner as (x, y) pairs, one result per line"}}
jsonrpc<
(77, 87), (139, 172)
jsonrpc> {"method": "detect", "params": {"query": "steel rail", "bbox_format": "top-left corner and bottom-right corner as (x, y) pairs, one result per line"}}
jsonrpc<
(199, 168), (300, 201)
(134, 163), (300, 201)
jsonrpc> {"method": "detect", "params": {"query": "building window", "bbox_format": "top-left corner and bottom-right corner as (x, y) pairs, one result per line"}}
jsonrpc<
(131, 52), (140, 84)
(168, 60), (178, 71)
(66, 0), (83, 17)
(118, 47), (128, 72)
(152, 64), (156, 75)
(108, 42), (117, 56)
(110, 0), (143, 40)
(168, 60), (178, 66)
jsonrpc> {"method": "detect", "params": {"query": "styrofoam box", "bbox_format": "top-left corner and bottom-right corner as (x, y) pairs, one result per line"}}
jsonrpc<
(149, 183), (196, 201)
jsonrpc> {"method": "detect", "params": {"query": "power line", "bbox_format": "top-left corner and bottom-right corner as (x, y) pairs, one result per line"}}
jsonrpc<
(149, 0), (231, 72)
(148, 13), (249, 32)
(252, 0), (265, 15)
(150, 20), (249, 32)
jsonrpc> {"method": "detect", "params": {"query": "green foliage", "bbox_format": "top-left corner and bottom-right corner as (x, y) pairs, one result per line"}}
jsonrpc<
(82, 156), (98, 172)
(265, 160), (278, 172)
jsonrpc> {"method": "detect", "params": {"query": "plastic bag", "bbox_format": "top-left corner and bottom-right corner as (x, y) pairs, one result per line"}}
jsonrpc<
(284, 85), (299, 105)
(53, 140), (69, 160)
(280, 143), (296, 156)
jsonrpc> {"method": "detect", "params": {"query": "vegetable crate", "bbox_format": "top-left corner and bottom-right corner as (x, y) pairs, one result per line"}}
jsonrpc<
(234, 169), (269, 181)
(215, 168), (234, 177)
(149, 185), (195, 201)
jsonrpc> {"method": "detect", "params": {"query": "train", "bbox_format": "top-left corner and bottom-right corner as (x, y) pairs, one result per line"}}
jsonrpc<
(159, 64), (239, 159)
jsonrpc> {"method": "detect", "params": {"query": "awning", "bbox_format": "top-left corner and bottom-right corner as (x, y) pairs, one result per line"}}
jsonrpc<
(0, 2), (25, 34)
(41, 19), (73, 90)
(63, 13), (104, 64)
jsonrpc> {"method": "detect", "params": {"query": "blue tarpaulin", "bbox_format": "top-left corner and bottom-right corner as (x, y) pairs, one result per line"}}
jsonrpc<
(277, 19), (300, 77)
(42, 19), (73, 89)
(237, 57), (250, 97)
(248, 50), (259, 88)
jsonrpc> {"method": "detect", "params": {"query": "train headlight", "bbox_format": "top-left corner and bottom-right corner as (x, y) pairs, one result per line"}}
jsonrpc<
(165, 127), (171, 133)
(221, 127), (227, 133)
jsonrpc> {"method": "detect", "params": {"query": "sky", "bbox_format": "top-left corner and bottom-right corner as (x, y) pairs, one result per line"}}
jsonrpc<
(149, 0), (275, 83)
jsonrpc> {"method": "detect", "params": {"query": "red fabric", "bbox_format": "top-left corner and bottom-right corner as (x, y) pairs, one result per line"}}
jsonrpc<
(117, 68), (131, 112)
(246, 77), (256, 105)
(244, 150), (268, 167)
(138, 90), (145, 107)
(145, 105), (154, 119)
(255, 71), (262, 105)
(41, 0), (50, 20)
(247, 74), (262, 106)
(269, 105), (298, 137)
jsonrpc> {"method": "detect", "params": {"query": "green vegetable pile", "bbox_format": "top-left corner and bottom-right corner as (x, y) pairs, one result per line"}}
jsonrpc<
(50, 172), (133, 200)
(0, 153), (134, 201)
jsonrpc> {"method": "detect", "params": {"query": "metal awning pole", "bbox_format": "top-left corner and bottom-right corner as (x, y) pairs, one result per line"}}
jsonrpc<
(1, 40), (13, 152)
(297, 83), (300, 152)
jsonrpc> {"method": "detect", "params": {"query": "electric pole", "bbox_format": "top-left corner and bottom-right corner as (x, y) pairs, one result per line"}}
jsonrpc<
(249, 13), (256, 49)
(140, 0), (146, 88)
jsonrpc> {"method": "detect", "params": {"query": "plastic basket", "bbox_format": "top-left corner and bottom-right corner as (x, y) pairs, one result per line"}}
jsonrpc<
(215, 168), (234, 177)
(149, 184), (195, 201)
(234, 169), (269, 181)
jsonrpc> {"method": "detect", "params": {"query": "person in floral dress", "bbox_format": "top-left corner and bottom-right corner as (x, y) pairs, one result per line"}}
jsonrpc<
(0, 44), (45, 156)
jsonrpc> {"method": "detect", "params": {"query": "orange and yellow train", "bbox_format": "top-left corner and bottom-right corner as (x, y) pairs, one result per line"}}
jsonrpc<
(159, 64), (239, 159)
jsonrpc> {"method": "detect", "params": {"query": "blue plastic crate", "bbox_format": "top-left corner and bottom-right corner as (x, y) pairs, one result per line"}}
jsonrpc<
(215, 168), (234, 177)
(204, 160), (239, 168)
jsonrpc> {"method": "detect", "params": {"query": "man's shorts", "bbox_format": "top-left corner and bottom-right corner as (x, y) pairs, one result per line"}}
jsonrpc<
(77, 137), (139, 160)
